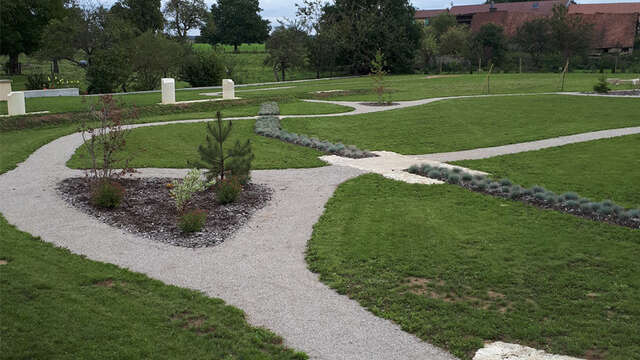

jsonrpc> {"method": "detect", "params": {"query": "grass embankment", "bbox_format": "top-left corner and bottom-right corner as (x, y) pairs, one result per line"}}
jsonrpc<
(283, 95), (640, 154)
(453, 134), (640, 208)
(307, 174), (640, 360)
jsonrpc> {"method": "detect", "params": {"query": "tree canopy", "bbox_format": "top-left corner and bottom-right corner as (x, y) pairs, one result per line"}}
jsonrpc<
(201, 0), (270, 52)
(110, 0), (164, 33)
(163, 0), (207, 41)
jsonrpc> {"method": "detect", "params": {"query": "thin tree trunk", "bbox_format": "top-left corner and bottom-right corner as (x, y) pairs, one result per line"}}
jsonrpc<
(8, 53), (20, 75)
(281, 65), (285, 82)
(53, 59), (60, 74)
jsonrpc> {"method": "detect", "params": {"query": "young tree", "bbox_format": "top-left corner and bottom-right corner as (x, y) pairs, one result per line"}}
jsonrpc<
(417, 27), (438, 72)
(296, 0), (338, 78)
(201, 0), (271, 52)
(515, 18), (551, 69)
(370, 50), (388, 104)
(37, 16), (80, 74)
(163, 0), (207, 41)
(110, 0), (164, 33)
(194, 112), (254, 182)
(265, 25), (308, 81)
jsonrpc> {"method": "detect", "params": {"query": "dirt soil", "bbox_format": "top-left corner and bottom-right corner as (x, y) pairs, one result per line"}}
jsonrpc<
(57, 177), (272, 248)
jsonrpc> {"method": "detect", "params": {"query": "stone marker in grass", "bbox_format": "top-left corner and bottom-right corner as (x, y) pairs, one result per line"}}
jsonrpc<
(8, 91), (25, 116)
(161, 78), (175, 105)
(223, 79), (235, 100)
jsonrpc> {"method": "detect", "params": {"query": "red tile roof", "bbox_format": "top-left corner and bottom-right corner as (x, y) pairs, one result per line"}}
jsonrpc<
(450, 0), (564, 16)
(415, 9), (448, 19)
(568, 3), (640, 15)
(581, 12), (638, 49)
(470, 11), (547, 37)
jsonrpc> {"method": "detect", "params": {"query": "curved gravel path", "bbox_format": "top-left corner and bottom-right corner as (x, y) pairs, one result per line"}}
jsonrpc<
(2, 92), (635, 359)
(0, 131), (457, 360)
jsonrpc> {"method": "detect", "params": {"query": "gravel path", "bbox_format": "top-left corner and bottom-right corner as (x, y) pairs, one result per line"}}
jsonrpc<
(0, 131), (457, 360)
(3, 92), (630, 359)
(416, 126), (640, 162)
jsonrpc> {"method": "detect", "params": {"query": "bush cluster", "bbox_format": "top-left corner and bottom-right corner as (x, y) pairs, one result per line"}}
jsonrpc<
(216, 177), (242, 204)
(90, 180), (125, 209)
(407, 163), (640, 226)
(179, 209), (207, 233)
(169, 169), (212, 212)
(254, 103), (376, 159)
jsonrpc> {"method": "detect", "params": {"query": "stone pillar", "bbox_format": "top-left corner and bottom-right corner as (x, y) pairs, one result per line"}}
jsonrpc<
(222, 79), (235, 100)
(161, 78), (175, 104)
(0, 79), (12, 101)
(8, 92), (26, 116)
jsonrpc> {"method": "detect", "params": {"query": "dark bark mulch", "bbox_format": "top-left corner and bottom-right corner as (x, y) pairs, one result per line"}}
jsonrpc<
(57, 177), (272, 248)
(359, 102), (400, 106)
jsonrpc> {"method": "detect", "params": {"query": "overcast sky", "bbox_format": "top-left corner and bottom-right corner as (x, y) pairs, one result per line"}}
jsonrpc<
(96, 0), (639, 34)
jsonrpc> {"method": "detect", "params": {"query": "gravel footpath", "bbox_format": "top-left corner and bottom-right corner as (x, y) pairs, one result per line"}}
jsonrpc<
(0, 131), (456, 360)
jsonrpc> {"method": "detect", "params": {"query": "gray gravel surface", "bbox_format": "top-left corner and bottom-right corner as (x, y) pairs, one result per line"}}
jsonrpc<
(0, 130), (457, 360)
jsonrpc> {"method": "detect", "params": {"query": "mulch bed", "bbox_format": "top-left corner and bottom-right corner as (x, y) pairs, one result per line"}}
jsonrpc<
(57, 177), (272, 248)
(359, 102), (400, 106)
(410, 173), (639, 229)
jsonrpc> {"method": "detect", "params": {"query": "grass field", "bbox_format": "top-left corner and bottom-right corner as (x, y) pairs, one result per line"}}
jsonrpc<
(307, 174), (640, 360)
(453, 134), (640, 208)
(284, 94), (640, 154)
(67, 120), (326, 170)
(0, 216), (306, 359)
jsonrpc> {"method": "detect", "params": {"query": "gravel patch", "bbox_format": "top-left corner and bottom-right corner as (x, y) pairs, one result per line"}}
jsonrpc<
(57, 177), (271, 248)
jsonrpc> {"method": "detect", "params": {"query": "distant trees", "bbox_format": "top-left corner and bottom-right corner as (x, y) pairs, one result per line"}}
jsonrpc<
(110, 0), (164, 33)
(201, 0), (270, 52)
(548, 5), (593, 64)
(515, 18), (551, 68)
(265, 25), (308, 81)
(471, 23), (507, 68)
(163, 0), (207, 41)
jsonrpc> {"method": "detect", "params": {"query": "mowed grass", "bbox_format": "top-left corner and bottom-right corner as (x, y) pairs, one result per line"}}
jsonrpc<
(283, 95), (640, 154)
(454, 134), (640, 208)
(3, 72), (638, 115)
(67, 120), (326, 170)
(0, 216), (306, 359)
(307, 174), (640, 360)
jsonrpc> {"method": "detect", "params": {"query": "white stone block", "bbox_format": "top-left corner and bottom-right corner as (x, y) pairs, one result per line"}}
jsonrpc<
(8, 91), (25, 116)
(161, 78), (175, 104)
(222, 79), (235, 100)
(0, 79), (11, 101)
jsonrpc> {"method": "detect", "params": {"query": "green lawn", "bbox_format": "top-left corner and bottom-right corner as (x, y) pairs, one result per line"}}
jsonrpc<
(307, 174), (640, 360)
(283, 95), (640, 154)
(453, 134), (640, 208)
(0, 216), (306, 359)
(67, 120), (326, 170)
(3, 72), (638, 116)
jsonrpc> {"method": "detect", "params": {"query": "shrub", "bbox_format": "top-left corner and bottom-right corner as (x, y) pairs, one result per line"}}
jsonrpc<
(561, 192), (579, 201)
(448, 173), (461, 184)
(565, 200), (579, 208)
(461, 172), (473, 182)
(170, 169), (210, 213)
(452, 167), (463, 174)
(532, 185), (545, 193)
(580, 202), (593, 213)
(488, 182), (500, 190)
(473, 174), (486, 182)
(258, 102), (280, 116)
(597, 206), (613, 216)
(499, 178), (512, 186)
(179, 209), (207, 233)
(427, 169), (441, 178)
(408, 165), (419, 173)
(628, 209), (640, 218)
(90, 180), (125, 209)
(534, 192), (546, 201)
(216, 177), (242, 204)
(522, 188), (533, 196)
(26, 73), (49, 90)
(593, 76), (610, 93)
(420, 164), (433, 174)
(179, 50), (224, 87)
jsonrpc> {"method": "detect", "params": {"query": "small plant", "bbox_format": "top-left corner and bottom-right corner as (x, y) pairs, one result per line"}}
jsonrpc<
(452, 168), (463, 174)
(593, 75), (610, 94)
(461, 173), (473, 182)
(216, 177), (242, 204)
(499, 178), (512, 186)
(427, 169), (441, 178)
(532, 185), (546, 194)
(420, 164), (433, 173)
(448, 173), (461, 184)
(370, 49), (389, 105)
(408, 165), (419, 173)
(561, 192), (579, 201)
(90, 180), (125, 209)
(26, 73), (49, 90)
(179, 209), (207, 233)
(170, 169), (211, 213)
(565, 200), (579, 208)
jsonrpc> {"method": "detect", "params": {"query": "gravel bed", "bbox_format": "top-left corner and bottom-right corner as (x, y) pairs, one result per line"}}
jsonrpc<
(583, 89), (640, 96)
(57, 177), (272, 248)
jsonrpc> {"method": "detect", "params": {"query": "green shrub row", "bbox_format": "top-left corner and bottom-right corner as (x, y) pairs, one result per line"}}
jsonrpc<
(408, 163), (640, 226)
(254, 102), (376, 159)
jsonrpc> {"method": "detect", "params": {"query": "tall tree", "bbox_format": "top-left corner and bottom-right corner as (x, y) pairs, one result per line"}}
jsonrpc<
(110, 0), (164, 33)
(296, 0), (338, 78)
(515, 18), (551, 69)
(321, 0), (421, 74)
(471, 23), (507, 67)
(201, 0), (270, 52)
(264, 24), (308, 81)
(163, 0), (207, 41)
(0, 0), (67, 74)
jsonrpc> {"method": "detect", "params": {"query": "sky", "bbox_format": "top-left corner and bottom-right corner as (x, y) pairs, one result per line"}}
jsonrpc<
(96, 0), (640, 34)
